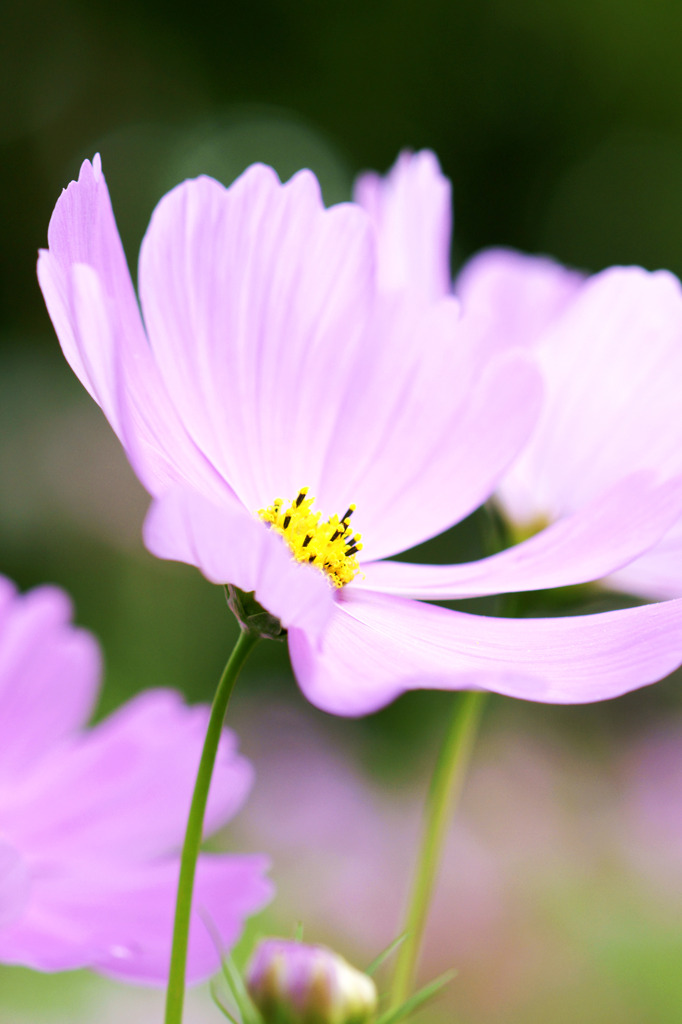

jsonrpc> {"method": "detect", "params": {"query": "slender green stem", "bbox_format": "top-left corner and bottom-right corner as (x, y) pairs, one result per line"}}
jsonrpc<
(390, 689), (487, 1010)
(165, 628), (259, 1024)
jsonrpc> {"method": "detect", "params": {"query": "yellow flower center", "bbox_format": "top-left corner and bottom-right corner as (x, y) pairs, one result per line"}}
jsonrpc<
(258, 487), (363, 588)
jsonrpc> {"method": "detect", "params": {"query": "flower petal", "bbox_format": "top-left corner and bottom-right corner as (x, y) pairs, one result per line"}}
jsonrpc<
(494, 265), (682, 524)
(455, 247), (584, 358)
(137, 164), (376, 512)
(289, 589), (682, 715)
(37, 156), (225, 498)
(354, 149), (452, 300)
(344, 342), (542, 561)
(137, 162), (533, 562)
(6, 690), (252, 861)
(0, 854), (272, 982)
(357, 473), (682, 598)
(37, 155), (140, 431)
(606, 521), (682, 599)
(93, 855), (273, 985)
(144, 486), (336, 638)
(0, 842), (30, 929)
(0, 579), (99, 780)
(458, 254), (682, 603)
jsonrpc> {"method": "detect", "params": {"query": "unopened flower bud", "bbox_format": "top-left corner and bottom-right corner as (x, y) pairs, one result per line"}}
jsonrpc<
(246, 939), (378, 1024)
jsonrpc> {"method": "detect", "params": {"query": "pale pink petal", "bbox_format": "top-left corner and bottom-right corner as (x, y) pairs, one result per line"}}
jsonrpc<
(289, 589), (682, 715)
(37, 154), (139, 428)
(354, 149), (452, 300)
(358, 473), (682, 598)
(6, 691), (252, 861)
(137, 162), (516, 559)
(144, 487), (336, 638)
(0, 580), (99, 779)
(0, 842), (30, 929)
(455, 247), (584, 358)
(495, 265), (682, 524)
(137, 165), (376, 512)
(37, 157), (225, 498)
(94, 855), (273, 984)
(343, 345), (542, 561)
(0, 854), (271, 983)
(606, 520), (682, 599)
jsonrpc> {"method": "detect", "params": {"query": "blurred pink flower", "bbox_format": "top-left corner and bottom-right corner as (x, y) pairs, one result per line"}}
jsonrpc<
(38, 155), (682, 714)
(0, 575), (271, 983)
(357, 150), (682, 602)
(457, 246), (682, 601)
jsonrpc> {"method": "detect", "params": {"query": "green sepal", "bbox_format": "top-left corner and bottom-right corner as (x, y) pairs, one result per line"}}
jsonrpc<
(210, 977), (242, 1024)
(221, 951), (265, 1024)
(225, 585), (287, 641)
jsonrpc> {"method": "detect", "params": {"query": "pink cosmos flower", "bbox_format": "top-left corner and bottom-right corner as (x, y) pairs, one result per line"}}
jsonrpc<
(359, 150), (682, 602)
(457, 247), (682, 601)
(38, 154), (682, 715)
(0, 574), (271, 983)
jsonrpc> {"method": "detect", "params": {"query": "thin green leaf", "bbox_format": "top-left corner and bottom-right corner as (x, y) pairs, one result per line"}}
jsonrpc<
(365, 933), (408, 977)
(376, 969), (457, 1024)
(293, 921), (305, 942)
(222, 954), (263, 1024)
(198, 909), (263, 1024)
(210, 977), (241, 1024)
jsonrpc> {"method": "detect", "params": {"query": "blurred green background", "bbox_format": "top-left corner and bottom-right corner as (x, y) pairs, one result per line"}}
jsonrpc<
(2, 1), (682, 1021)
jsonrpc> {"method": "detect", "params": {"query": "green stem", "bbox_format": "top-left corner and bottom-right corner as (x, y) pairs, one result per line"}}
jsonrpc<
(390, 689), (487, 1010)
(165, 628), (259, 1024)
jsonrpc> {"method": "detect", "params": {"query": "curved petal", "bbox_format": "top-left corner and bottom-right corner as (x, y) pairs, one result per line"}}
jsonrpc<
(455, 247), (584, 358)
(495, 265), (682, 524)
(144, 487), (336, 639)
(0, 853), (272, 982)
(345, 345), (542, 561)
(357, 473), (682, 598)
(354, 149), (452, 301)
(37, 156), (225, 498)
(289, 589), (682, 715)
(93, 855), (273, 985)
(0, 579), (100, 780)
(137, 164), (377, 512)
(607, 519), (682, 599)
(138, 161), (530, 562)
(6, 691), (252, 861)
(38, 155), (143, 427)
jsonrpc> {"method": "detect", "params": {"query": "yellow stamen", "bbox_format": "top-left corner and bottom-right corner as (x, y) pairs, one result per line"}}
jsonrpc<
(258, 487), (362, 588)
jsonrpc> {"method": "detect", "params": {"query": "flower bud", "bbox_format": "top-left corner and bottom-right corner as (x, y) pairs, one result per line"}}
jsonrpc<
(246, 939), (378, 1024)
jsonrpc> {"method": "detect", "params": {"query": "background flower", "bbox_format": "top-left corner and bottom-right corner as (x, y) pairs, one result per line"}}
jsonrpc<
(456, 247), (682, 601)
(0, 574), (271, 983)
